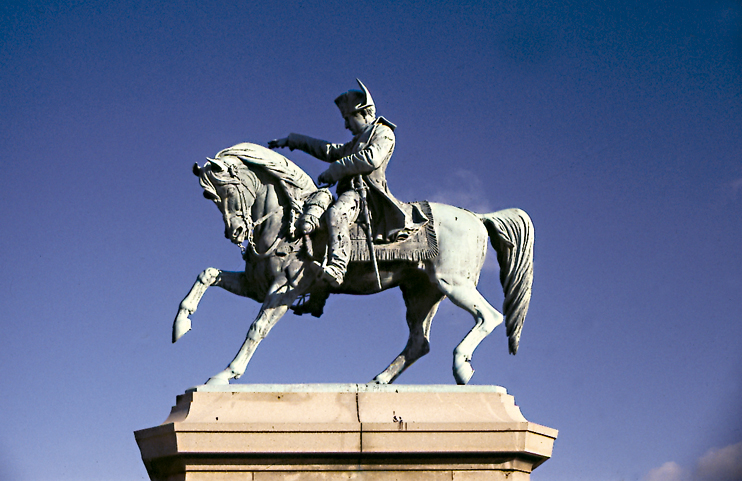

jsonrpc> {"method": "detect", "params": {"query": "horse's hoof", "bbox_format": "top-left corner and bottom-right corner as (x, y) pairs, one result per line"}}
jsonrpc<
(453, 359), (475, 385)
(205, 373), (231, 386)
(172, 311), (192, 343)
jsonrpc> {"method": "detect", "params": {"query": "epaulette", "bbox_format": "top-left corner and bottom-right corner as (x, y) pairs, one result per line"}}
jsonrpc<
(375, 116), (397, 131)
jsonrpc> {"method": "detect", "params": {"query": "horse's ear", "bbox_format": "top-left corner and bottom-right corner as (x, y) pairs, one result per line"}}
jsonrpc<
(192, 163), (201, 176)
(208, 157), (225, 172)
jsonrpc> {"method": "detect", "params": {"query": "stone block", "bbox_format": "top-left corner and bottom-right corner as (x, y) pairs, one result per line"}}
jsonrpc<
(135, 384), (557, 481)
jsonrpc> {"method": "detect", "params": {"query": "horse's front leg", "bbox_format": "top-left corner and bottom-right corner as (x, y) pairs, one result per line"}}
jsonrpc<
(173, 268), (246, 343)
(204, 301), (289, 385)
(205, 266), (314, 385)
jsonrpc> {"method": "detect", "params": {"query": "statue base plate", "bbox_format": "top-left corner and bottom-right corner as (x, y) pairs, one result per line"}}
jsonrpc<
(135, 384), (557, 480)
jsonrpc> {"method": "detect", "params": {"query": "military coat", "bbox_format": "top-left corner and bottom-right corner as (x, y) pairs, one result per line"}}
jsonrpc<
(286, 117), (425, 242)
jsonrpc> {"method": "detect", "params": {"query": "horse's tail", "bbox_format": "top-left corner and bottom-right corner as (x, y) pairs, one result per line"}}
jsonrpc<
(479, 208), (534, 355)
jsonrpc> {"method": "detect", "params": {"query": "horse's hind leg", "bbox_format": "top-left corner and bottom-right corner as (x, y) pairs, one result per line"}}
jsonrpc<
(437, 279), (503, 385)
(372, 282), (444, 384)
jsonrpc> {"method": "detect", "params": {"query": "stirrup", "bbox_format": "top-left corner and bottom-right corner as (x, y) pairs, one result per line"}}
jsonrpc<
(321, 263), (345, 288)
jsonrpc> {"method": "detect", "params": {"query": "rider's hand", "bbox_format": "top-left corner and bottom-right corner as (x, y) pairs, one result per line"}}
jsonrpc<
(318, 170), (336, 186)
(268, 137), (289, 149)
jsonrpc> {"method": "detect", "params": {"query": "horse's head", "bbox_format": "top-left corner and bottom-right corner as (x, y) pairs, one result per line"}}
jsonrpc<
(193, 157), (260, 246)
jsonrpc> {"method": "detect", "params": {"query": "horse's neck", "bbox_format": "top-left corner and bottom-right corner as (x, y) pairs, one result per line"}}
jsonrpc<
(250, 182), (284, 247)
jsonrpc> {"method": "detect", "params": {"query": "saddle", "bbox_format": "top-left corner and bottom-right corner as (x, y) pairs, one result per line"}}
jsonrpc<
(297, 190), (437, 263)
(291, 200), (437, 318)
(349, 200), (437, 262)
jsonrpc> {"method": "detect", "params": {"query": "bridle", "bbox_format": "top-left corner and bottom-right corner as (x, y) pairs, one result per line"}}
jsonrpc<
(220, 163), (285, 259)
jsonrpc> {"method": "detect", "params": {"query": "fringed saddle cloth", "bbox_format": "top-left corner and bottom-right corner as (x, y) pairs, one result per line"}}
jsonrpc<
(349, 201), (438, 262)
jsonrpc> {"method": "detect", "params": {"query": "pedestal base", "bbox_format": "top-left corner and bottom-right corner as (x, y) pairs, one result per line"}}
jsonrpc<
(135, 384), (557, 480)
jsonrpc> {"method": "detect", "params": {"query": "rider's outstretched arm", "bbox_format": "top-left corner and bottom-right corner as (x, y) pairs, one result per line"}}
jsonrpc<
(279, 133), (351, 163)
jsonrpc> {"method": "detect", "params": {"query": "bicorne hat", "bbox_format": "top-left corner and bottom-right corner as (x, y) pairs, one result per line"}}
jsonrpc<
(334, 79), (375, 117)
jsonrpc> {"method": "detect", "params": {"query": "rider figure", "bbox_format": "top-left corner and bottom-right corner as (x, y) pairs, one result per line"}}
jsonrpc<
(269, 79), (425, 287)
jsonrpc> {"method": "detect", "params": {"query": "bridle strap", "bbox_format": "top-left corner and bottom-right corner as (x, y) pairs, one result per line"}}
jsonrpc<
(230, 171), (287, 258)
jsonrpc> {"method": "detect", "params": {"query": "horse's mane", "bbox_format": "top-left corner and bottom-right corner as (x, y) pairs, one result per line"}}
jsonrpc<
(212, 143), (317, 212)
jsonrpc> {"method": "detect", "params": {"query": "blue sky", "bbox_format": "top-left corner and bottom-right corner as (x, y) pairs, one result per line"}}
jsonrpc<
(1, 1), (741, 480)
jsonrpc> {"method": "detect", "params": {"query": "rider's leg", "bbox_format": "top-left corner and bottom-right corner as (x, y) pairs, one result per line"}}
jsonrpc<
(322, 190), (360, 287)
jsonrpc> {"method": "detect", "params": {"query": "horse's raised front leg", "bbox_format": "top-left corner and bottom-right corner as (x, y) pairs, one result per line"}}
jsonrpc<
(172, 269), (246, 343)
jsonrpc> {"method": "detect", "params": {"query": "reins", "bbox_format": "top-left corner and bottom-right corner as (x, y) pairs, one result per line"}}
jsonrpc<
(239, 206), (285, 259)
(227, 167), (289, 259)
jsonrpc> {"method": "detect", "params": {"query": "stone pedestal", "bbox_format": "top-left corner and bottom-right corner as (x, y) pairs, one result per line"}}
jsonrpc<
(135, 384), (557, 480)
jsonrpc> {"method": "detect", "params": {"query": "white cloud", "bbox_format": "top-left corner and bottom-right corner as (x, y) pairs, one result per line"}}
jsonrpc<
(643, 461), (689, 481)
(642, 442), (742, 481)
(426, 169), (495, 214)
(695, 441), (742, 481)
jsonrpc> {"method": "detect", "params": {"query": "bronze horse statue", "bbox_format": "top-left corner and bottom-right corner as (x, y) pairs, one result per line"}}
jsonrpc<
(173, 143), (534, 385)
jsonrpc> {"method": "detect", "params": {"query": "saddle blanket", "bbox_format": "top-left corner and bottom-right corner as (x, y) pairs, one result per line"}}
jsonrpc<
(349, 201), (438, 262)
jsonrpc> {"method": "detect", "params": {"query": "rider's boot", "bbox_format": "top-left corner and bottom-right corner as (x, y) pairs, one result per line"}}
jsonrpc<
(298, 188), (333, 236)
(322, 224), (351, 288)
(322, 192), (358, 288)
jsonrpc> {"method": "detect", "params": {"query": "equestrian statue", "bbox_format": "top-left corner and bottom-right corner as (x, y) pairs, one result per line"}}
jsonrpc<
(173, 80), (534, 386)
